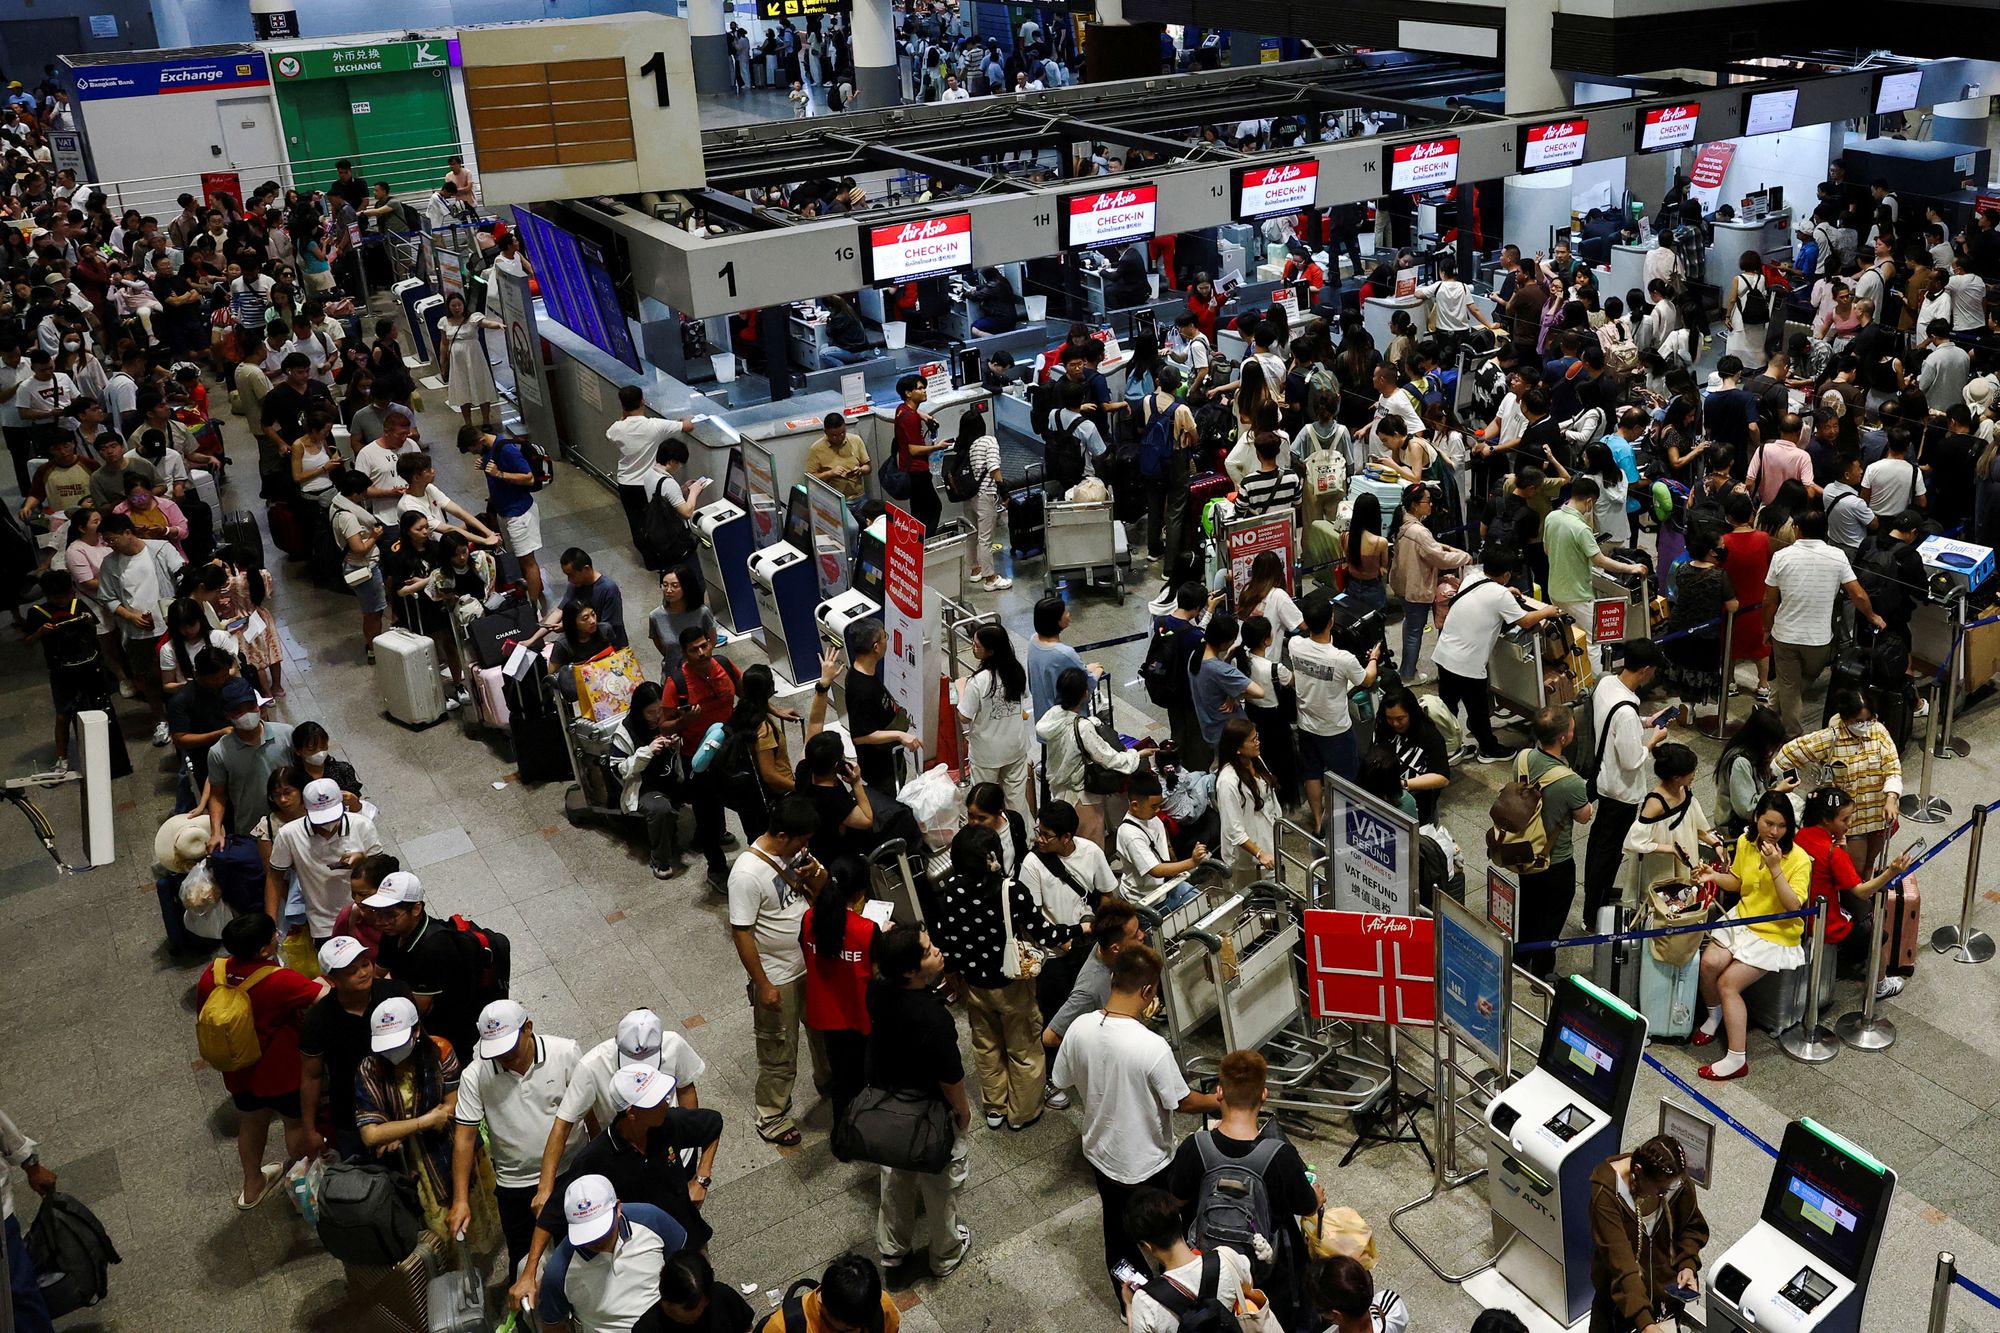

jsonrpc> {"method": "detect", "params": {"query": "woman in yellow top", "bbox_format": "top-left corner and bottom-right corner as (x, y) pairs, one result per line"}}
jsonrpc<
(1691, 793), (1808, 1083)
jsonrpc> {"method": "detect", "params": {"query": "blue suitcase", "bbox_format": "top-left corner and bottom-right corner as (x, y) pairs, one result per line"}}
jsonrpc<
(1639, 949), (1700, 1042)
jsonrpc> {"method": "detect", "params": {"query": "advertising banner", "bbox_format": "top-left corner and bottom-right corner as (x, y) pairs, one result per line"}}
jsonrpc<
(1437, 896), (1509, 1069)
(1324, 774), (1417, 916)
(1304, 910), (1436, 1026)
(1689, 141), (1736, 209)
(882, 505), (926, 720)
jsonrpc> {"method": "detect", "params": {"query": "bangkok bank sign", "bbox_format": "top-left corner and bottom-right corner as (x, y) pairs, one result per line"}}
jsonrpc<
(1063, 184), (1158, 249)
(866, 212), (972, 282)
(1388, 137), (1459, 192)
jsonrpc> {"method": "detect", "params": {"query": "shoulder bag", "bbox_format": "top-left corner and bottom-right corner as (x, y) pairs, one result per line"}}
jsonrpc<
(832, 1084), (955, 1171)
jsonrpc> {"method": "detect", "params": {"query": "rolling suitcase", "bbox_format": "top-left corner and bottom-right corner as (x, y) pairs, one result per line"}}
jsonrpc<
(375, 627), (447, 728)
(181, 492), (215, 565)
(425, 1238), (487, 1332)
(266, 499), (308, 560)
(1638, 950), (1700, 1041)
(1007, 463), (1046, 559)
(504, 661), (572, 783)
(1884, 875), (1921, 978)
(188, 467), (221, 515)
(221, 509), (263, 567)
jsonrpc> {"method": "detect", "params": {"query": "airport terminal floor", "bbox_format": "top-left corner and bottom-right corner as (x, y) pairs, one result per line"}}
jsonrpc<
(6, 332), (2000, 1332)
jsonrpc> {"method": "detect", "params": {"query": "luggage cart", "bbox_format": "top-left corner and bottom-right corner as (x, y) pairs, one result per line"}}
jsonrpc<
(1044, 497), (1128, 603)
(1589, 565), (1651, 668)
(866, 837), (928, 925)
(558, 698), (630, 827)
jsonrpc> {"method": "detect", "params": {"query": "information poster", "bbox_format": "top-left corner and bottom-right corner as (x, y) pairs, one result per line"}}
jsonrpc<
(1593, 598), (1628, 643)
(1486, 866), (1517, 939)
(1437, 895), (1509, 1069)
(1689, 141), (1736, 210)
(1304, 910), (1436, 1026)
(46, 130), (86, 179)
(743, 440), (781, 549)
(1224, 512), (1294, 605)
(807, 475), (851, 598)
(1324, 774), (1416, 916)
(1659, 1100), (1716, 1188)
(882, 504), (926, 721)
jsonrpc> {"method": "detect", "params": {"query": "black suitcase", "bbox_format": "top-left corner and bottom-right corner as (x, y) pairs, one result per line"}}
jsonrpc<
(1007, 463), (1046, 559)
(305, 503), (345, 589)
(503, 667), (572, 784)
(181, 493), (215, 566)
(221, 509), (263, 568)
(468, 601), (538, 670)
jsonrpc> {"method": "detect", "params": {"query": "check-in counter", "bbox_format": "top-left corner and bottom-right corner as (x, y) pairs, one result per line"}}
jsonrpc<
(788, 311), (833, 372)
(1607, 243), (1649, 304)
(1708, 208), (1793, 273)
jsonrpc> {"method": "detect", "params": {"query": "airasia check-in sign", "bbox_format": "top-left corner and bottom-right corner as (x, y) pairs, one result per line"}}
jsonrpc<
(1304, 910), (1436, 1027)
(1519, 119), (1588, 173)
(1386, 137), (1459, 193)
(865, 213), (972, 284)
(1062, 184), (1158, 251)
(1638, 102), (1701, 153)
(1234, 160), (1319, 221)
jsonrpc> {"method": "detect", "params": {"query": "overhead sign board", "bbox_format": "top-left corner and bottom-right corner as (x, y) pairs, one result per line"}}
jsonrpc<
(1232, 159), (1319, 221)
(1518, 118), (1588, 174)
(72, 53), (268, 101)
(1875, 69), (1922, 116)
(864, 212), (973, 284)
(1060, 183), (1158, 251)
(1637, 101), (1701, 153)
(272, 40), (450, 81)
(1385, 136), (1460, 193)
(1743, 87), (1799, 136)
(756, 0), (852, 15)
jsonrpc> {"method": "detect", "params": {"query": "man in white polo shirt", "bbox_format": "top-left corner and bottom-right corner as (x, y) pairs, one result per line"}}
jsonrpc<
(533, 1008), (706, 1214)
(605, 385), (700, 552)
(452, 999), (581, 1278)
(536, 1174), (685, 1333)
(1764, 508), (1886, 737)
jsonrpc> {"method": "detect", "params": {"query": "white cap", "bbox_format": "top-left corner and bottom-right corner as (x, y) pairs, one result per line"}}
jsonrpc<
(476, 999), (529, 1059)
(610, 1063), (677, 1113)
(304, 777), (346, 825)
(317, 936), (367, 974)
(362, 871), (424, 909)
(369, 996), (420, 1052)
(615, 1009), (665, 1068)
(563, 1174), (619, 1245)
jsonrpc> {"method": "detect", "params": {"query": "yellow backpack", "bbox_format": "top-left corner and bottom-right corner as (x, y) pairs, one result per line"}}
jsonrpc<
(196, 961), (277, 1072)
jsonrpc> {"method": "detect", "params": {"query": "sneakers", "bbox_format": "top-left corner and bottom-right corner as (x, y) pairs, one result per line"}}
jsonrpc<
(1043, 1082), (1071, 1110)
(117, 679), (136, 699)
(1404, 671), (1432, 687)
(51, 757), (68, 775)
(984, 1110), (1006, 1130)
(878, 1252), (907, 1271)
(983, 575), (1014, 592)
(443, 692), (464, 712)
(151, 721), (170, 747)
(1914, 697), (1931, 719)
(1875, 975), (1906, 1000)
(1474, 747), (1512, 764)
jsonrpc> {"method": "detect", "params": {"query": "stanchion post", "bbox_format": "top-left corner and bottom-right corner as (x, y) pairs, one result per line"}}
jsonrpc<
(1932, 804), (1995, 963)
(1835, 884), (1898, 1050)
(1781, 899), (1841, 1063)
(1698, 613), (1736, 740)
(1928, 1251), (1956, 1333)
(1935, 593), (1972, 761)
(1901, 677), (1953, 824)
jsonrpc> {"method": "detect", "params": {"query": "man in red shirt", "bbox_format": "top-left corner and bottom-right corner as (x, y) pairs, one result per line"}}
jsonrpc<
(664, 626), (740, 892)
(195, 911), (325, 1207)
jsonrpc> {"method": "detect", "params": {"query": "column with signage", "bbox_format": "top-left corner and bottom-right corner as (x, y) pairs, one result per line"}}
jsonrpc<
(269, 39), (460, 196)
(849, 0), (900, 112)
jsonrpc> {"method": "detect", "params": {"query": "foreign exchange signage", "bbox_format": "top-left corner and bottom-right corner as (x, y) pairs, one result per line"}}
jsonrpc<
(272, 40), (450, 81)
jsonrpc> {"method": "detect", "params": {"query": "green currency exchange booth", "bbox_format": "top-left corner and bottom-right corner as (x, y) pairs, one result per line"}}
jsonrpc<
(269, 37), (460, 195)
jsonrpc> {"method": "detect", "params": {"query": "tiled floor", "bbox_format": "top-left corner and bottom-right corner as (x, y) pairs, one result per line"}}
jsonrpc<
(8, 346), (2000, 1325)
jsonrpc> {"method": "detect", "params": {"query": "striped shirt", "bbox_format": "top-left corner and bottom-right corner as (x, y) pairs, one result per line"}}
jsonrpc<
(1764, 539), (1853, 647)
(1237, 466), (1303, 516)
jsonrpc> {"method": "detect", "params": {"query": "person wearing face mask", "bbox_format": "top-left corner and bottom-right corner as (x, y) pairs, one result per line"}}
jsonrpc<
(113, 473), (186, 554)
(1587, 1134), (1708, 1332)
(354, 994), (502, 1255)
(291, 719), (363, 808)
(202, 677), (294, 850)
(264, 777), (382, 950)
(1774, 688), (1903, 877)
(1051, 943), (1223, 1311)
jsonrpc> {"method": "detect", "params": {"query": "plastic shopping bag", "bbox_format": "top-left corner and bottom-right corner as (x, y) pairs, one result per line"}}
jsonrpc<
(285, 1154), (330, 1227)
(896, 764), (963, 850)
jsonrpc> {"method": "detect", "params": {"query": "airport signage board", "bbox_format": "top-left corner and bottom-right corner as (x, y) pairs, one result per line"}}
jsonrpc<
(864, 212), (973, 283)
(1385, 136), (1460, 193)
(1233, 159), (1319, 220)
(1518, 118), (1588, 173)
(1060, 183), (1158, 251)
(1637, 101), (1701, 153)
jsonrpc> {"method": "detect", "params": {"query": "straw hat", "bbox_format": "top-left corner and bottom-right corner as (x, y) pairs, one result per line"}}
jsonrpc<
(153, 811), (211, 874)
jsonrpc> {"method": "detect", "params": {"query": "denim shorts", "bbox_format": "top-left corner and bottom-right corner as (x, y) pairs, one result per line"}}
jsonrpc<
(346, 562), (387, 615)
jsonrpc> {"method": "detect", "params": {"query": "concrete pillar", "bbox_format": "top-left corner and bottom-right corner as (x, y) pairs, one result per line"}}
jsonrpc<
(852, 0), (900, 110)
(1934, 96), (1989, 153)
(689, 0), (731, 95)
(1503, 0), (1569, 117)
(249, 0), (300, 40)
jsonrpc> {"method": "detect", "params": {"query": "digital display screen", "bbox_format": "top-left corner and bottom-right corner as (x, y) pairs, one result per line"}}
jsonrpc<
(1875, 69), (1922, 116)
(722, 449), (747, 511)
(1385, 137), (1460, 194)
(1233, 159), (1320, 220)
(1778, 1168), (1868, 1270)
(1637, 102), (1701, 153)
(864, 212), (973, 284)
(1743, 88), (1799, 136)
(511, 205), (640, 372)
(1761, 1121), (1892, 1278)
(1518, 118), (1589, 173)
(1061, 183), (1158, 251)
(1537, 979), (1640, 1114)
(783, 483), (812, 551)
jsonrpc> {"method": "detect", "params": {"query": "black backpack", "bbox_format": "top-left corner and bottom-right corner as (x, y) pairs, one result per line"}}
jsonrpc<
(940, 445), (978, 502)
(1141, 616), (1204, 709)
(639, 488), (697, 572)
(1854, 537), (1907, 623)
(1044, 411), (1087, 489)
(444, 913), (512, 1001)
(776, 1277), (820, 1333)
(1140, 1249), (1244, 1332)
(1737, 274), (1770, 326)
(26, 1192), (120, 1317)
(315, 1163), (423, 1266)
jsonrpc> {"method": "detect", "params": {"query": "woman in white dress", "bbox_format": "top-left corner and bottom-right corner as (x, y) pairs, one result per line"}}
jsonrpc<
(1721, 248), (1770, 372)
(437, 294), (502, 429)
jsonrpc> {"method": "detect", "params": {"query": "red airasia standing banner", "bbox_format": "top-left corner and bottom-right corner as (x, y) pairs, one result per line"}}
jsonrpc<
(882, 504), (926, 722)
(1303, 910), (1436, 1027)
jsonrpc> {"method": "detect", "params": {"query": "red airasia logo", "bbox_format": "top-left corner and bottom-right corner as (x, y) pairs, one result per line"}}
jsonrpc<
(1538, 122), (1578, 140)
(1086, 189), (1142, 212)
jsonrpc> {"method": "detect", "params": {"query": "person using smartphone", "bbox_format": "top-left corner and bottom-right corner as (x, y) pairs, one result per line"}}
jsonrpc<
(1587, 1134), (1709, 1332)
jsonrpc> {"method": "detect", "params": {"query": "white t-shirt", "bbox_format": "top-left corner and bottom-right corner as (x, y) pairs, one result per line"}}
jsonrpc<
(0, 359), (30, 429)
(455, 1034), (583, 1187)
(1949, 272), (1988, 330)
(1431, 576), (1533, 681)
(957, 669), (1031, 766)
(396, 482), (457, 530)
(1129, 1247), (1254, 1333)
(1289, 636), (1366, 737)
(1242, 588), (1302, 651)
(728, 846), (810, 985)
(1017, 841), (1116, 927)
(556, 1033), (708, 1132)
(1417, 279), (1473, 331)
(1115, 815), (1175, 889)
(1861, 455), (1924, 518)
(355, 439), (417, 517)
(266, 812), (383, 936)
(157, 628), (237, 675)
(607, 415), (684, 488)
(1049, 1010), (1191, 1183)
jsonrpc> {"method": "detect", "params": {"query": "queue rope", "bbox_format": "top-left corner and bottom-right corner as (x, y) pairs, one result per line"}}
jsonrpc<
(1952, 1272), (2000, 1310)
(1512, 906), (1816, 955)
(1637, 1051), (1778, 1161)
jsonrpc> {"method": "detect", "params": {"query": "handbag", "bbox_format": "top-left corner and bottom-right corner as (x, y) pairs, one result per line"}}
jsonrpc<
(877, 445), (914, 501)
(998, 879), (1045, 981)
(1644, 877), (1710, 967)
(831, 1086), (955, 1171)
(1072, 715), (1129, 796)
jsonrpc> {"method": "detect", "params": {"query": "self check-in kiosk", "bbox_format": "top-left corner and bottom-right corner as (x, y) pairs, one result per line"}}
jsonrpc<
(747, 486), (822, 688)
(695, 450), (760, 635)
(1707, 1120), (1895, 1333)
(1485, 977), (1649, 1325)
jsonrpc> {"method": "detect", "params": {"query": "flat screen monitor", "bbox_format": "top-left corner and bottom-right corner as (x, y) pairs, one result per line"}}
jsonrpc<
(1875, 68), (1922, 117)
(783, 483), (812, 552)
(1636, 102), (1701, 154)
(1762, 1120), (1893, 1279)
(863, 212), (973, 284)
(1743, 88), (1799, 137)
(1060, 183), (1158, 251)
(1518, 118), (1589, 174)
(1384, 136), (1461, 194)
(722, 448), (747, 511)
(511, 204), (640, 372)
(1232, 159), (1320, 221)
(854, 518), (886, 605)
(1536, 977), (1643, 1118)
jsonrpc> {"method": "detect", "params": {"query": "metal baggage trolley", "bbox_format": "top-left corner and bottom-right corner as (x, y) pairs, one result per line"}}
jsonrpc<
(1044, 496), (1128, 603)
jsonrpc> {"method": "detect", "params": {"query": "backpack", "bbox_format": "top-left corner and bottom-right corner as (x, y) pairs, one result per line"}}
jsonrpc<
(1189, 1130), (1285, 1278)
(940, 444), (979, 502)
(776, 1277), (820, 1333)
(1575, 698), (1636, 798)
(1137, 397), (1175, 480)
(195, 960), (277, 1072)
(1028, 379), (1059, 435)
(1073, 713), (1130, 795)
(445, 913), (512, 1000)
(315, 1162), (424, 1266)
(639, 489), (697, 572)
(1140, 1248), (1244, 1333)
(1142, 616), (1203, 709)
(26, 1192), (121, 1317)
(1737, 274), (1770, 326)
(1486, 750), (1576, 873)
(516, 437), (555, 491)
(1044, 411), (1087, 489)
(1854, 537), (1907, 622)
(1418, 692), (1464, 755)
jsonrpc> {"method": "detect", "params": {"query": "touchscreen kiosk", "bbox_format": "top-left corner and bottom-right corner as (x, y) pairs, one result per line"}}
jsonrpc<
(855, 516), (888, 607)
(783, 483), (813, 554)
(695, 447), (760, 635)
(747, 482), (824, 687)
(1484, 977), (1648, 1325)
(1707, 1120), (1894, 1333)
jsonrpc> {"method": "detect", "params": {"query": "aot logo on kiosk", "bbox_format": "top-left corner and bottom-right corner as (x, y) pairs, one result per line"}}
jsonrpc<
(1385, 137), (1460, 193)
(1233, 159), (1319, 220)
(1518, 118), (1589, 173)
(864, 212), (972, 283)
(1060, 184), (1158, 251)
(1637, 102), (1701, 153)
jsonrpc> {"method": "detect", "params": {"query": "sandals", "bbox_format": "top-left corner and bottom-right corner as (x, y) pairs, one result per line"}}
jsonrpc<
(235, 1162), (283, 1210)
(762, 1127), (803, 1148)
